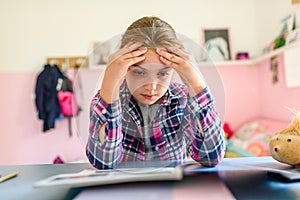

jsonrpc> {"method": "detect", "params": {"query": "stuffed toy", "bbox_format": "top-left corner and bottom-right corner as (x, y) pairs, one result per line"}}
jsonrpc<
(269, 110), (300, 168)
(223, 122), (234, 139)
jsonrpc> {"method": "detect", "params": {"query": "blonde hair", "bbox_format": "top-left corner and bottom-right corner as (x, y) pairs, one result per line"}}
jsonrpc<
(120, 16), (184, 50)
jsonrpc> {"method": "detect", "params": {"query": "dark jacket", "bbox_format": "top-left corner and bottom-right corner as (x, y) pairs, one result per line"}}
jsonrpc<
(35, 64), (63, 132)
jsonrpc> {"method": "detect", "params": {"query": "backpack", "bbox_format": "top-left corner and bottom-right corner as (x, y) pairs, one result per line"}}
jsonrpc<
(57, 76), (79, 116)
(57, 75), (81, 136)
(57, 90), (79, 116)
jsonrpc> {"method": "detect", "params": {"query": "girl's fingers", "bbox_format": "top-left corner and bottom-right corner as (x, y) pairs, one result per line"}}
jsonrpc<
(109, 42), (144, 64)
(159, 56), (176, 68)
(119, 42), (144, 56)
(156, 48), (180, 64)
(123, 47), (147, 59)
(170, 48), (190, 60)
(126, 54), (146, 67)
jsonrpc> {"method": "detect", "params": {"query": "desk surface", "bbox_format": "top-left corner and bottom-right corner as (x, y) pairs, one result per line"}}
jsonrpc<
(1, 157), (300, 200)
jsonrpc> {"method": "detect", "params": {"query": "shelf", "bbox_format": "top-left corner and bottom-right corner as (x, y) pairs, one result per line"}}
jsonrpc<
(87, 40), (300, 69)
(253, 40), (300, 63)
(199, 59), (255, 67)
(207, 40), (300, 67)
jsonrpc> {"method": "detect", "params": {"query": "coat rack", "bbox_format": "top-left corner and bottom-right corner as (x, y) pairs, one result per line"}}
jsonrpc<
(46, 56), (88, 70)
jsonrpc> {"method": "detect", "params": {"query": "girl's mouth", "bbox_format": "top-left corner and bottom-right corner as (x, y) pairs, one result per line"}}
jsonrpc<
(141, 94), (156, 100)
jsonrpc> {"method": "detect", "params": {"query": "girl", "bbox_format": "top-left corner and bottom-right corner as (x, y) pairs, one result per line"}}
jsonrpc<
(86, 16), (225, 169)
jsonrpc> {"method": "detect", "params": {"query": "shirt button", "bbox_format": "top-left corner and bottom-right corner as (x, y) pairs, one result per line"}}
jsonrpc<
(102, 109), (107, 114)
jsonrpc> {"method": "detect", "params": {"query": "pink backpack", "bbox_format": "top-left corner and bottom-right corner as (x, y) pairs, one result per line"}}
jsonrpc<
(57, 75), (81, 137)
(57, 90), (79, 116)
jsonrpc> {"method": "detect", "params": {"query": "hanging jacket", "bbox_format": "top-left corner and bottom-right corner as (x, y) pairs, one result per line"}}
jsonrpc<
(35, 64), (64, 132)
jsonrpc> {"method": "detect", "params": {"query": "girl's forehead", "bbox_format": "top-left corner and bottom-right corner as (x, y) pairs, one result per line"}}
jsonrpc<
(136, 49), (163, 65)
(133, 49), (172, 71)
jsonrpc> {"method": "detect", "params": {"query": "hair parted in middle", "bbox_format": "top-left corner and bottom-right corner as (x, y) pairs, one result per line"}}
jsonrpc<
(120, 16), (184, 50)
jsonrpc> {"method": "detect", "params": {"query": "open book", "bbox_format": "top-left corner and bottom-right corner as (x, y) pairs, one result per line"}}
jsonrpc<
(34, 161), (199, 188)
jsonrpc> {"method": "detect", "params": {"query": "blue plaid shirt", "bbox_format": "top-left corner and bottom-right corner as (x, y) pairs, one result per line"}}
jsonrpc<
(86, 81), (225, 169)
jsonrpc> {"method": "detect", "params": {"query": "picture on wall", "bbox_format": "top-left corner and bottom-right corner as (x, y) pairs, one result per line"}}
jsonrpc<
(88, 41), (112, 69)
(202, 28), (232, 61)
(88, 35), (122, 69)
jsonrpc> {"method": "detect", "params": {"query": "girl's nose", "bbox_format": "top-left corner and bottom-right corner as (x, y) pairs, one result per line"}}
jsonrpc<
(144, 83), (157, 91)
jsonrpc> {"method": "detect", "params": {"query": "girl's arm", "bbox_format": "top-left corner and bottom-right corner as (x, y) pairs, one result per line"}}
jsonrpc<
(184, 88), (226, 167)
(86, 92), (123, 169)
(86, 43), (147, 169)
(157, 48), (225, 166)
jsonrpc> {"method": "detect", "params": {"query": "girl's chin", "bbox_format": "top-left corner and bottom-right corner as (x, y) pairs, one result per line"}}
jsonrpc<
(138, 99), (157, 105)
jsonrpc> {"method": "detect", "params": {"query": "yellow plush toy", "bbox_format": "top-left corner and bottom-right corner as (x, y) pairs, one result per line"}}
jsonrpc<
(269, 110), (300, 168)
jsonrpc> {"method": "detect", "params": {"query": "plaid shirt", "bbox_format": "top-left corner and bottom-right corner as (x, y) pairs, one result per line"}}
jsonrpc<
(86, 81), (225, 169)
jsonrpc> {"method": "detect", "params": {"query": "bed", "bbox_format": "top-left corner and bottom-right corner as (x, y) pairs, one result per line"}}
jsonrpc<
(225, 117), (288, 157)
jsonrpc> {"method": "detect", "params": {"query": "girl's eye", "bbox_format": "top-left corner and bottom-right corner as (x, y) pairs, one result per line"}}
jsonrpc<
(132, 70), (146, 76)
(157, 71), (169, 78)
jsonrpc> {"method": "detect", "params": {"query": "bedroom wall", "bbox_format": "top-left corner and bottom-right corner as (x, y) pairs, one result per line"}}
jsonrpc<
(254, 0), (300, 56)
(1, 57), (300, 165)
(217, 64), (260, 129)
(219, 54), (300, 130)
(2, 0), (298, 73)
(257, 54), (300, 123)
(0, 72), (85, 165)
(1, 0), (300, 165)
(0, 0), (258, 72)
(0, 0), (258, 165)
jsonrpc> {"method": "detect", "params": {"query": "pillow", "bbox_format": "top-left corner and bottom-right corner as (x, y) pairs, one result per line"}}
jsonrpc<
(226, 118), (288, 157)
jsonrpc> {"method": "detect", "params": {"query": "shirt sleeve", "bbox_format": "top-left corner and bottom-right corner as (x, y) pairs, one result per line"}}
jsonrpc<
(185, 87), (226, 167)
(86, 91), (124, 169)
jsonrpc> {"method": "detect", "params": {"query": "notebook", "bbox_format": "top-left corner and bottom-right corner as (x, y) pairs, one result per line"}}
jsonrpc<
(34, 160), (236, 199)
(34, 160), (188, 188)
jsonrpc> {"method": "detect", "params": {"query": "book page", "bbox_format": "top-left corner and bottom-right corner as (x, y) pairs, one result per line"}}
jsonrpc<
(34, 166), (183, 188)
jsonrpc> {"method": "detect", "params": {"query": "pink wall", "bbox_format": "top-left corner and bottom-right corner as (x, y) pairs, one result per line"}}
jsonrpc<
(1, 56), (300, 165)
(257, 54), (300, 122)
(0, 72), (86, 165)
(217, 54), (300, 130)
(217, 64), (260, 129)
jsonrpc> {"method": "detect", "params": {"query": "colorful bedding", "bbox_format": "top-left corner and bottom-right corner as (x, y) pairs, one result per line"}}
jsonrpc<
(225, 118), (288, 157)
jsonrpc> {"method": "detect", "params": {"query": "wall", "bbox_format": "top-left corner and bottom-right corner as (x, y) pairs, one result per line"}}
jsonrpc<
(2, 0), (299, 72)
(0, 72), (85, 165)
(254, 0), (300, 56)
(0, 0), (258, 72)
(2, 57), (300, 165)
(1, 1), (300, 165)
(219, 53), (300, 130)
(217, 64), (260, 129)
(0, 64), (259, 165)
(258, 54), (300, 122)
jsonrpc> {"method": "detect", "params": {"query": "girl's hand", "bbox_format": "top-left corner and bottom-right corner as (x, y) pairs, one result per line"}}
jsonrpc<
(100, 43), (147, 103)
(156, 48), (206, 97)
(106, 42), (147, 83)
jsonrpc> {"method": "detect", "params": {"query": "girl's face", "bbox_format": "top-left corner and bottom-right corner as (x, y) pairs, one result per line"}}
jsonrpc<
(126, 49), (174, 105)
